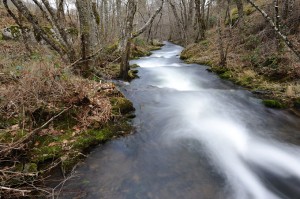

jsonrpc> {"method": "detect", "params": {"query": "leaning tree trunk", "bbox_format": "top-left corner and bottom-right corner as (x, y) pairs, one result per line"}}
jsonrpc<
(119, 0), (164, 80)
(246, 0), (300, 61)
(76, 0), (99, 76)
(9, 0), (71, 59)
(3, 0), (32, 54)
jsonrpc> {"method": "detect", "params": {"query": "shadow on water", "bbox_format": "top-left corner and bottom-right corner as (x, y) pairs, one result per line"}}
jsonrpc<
(60, 42), (300, 199)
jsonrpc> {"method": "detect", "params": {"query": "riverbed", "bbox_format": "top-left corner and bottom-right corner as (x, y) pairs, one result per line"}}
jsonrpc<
(60, 42), (300, 199)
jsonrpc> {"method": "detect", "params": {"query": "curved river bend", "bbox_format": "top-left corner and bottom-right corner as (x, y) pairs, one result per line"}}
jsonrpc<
(61, 42), (300, 199)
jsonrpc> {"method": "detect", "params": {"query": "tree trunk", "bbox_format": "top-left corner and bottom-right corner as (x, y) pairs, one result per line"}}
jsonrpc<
(132, 0), (164, 38)
(76, 0), (99, 76)
(217, 17), (227, 67)
(235, 0), (244, 26)
(274, 0), (281, 51)
(3, 0), (32, 54)
(120, 0), (137, 80)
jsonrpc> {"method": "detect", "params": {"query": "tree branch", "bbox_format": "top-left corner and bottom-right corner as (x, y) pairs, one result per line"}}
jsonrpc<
(132, 0), (164, 38)
(246, 0), (300, 60)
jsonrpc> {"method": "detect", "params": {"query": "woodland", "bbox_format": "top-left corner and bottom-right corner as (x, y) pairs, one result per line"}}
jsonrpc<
(0, 0), (299, 198)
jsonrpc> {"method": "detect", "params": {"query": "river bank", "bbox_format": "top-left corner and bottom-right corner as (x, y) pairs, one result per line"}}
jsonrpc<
(180, 39), (300, 111)
(0, 35), (163, 197)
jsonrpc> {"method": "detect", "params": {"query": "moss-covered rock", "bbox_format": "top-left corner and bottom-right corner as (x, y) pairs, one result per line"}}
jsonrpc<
(130, 64), (140, 69)
(110, 97), (135, 115)
(262, 100), (285, 109)
(128, 69), (139, 79)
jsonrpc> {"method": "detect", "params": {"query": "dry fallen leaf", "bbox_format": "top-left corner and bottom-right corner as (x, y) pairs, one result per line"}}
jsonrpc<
(48, 142), (58, 147)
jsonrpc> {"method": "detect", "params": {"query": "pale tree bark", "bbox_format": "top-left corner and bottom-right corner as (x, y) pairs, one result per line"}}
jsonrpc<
(246, 0), (300, 60)
(33, 0), (76, 62)
(273, 0), (281, 51)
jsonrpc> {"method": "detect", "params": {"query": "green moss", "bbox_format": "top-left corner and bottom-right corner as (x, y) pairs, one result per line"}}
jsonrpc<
(31, 145), (63, 163)
(199, 40), (210, 46)
(106, 42), (119, 54)
(244, 4), (256, 16)
(110, 97), (135, 115)
(128, 69), (139, 79)
(131, 47), (151, 58)
(237, 76), (253, 87)
(130, 64), (140, 68)
(66, 27), (78, 36)
(10, 26), (21, 39)
(220, 71), (233, 79)
(262, 100), (285, 109)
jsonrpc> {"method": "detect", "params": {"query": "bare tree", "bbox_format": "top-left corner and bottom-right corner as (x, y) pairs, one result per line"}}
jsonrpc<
(119, 0), (165, 80)
(246, 0), (300, 60)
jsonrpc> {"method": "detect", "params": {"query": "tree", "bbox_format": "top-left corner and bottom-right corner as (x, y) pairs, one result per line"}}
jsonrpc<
(119, 0), (137, 80)
(119, 0), (164, 80)
(75, 0), (99, 76)
(246, 0), (300, 60)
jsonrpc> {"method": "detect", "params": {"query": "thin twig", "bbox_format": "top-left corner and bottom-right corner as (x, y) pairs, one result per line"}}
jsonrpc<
(67, 47), (104, 68)
(0, 186), (31, 196)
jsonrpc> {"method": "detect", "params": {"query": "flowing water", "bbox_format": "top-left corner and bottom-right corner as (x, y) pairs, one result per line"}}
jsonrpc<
(61, 42), (300, 199)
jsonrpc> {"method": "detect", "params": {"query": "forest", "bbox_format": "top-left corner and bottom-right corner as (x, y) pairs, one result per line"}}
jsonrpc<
(0, 0), (300, 198)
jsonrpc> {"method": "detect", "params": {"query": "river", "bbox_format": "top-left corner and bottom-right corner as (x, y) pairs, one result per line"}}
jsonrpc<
(60, 42), (300, 199)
